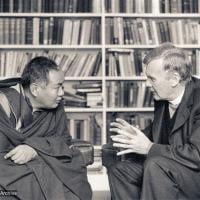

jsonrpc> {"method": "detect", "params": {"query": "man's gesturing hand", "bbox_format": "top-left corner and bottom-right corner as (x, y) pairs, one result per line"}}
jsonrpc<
(4, 145), (38, 164)
(110, 118), (153, 156)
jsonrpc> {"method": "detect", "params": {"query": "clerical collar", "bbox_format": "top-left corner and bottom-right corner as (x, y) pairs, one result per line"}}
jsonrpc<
(168, 88), (185, 106)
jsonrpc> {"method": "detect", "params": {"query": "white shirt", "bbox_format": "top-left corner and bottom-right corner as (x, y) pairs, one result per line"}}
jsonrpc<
(168, 89), (185, 118)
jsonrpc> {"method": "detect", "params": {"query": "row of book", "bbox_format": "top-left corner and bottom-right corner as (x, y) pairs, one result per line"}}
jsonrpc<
(106, 81), (154, 108)
(1, 0), (199, 14)
(0, 17), (101, 45)
(63, 81), (102, 108)
(2, 17), (200, 46)
(0, 48), (199, 78)
(106, 49), (146, 76)
(55, 52), (101, 77)
(0, 50), (102, 77)
(105, 0), (152, 13)
(107, 112), (153, 140)
(0, 49), (199, 78)
(106, 48), (198, 76)
(160, 0), (199, 13)
(106, 18), (200, 45)
(105, 0), (200, 13)
(66, 112), (102, 145)
(0, 0), (101, 13)
(64, 80), (154, 108)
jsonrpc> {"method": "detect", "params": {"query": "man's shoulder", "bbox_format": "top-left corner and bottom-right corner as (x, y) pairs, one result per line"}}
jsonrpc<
(188, 78), (200, 111)
(191, 76), (200, 88)
(191, 77), (200, 98)
(192, 89), (200, 108)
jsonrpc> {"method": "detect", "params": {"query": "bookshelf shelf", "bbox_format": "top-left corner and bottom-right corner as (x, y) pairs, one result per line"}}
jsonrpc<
(0, 13), (102, 17)
(64, 108), (103, 113)
(105, 76), (147, 81)
(0, 76), (20, 80)
(0, 45), (103, 49)
(65, 107), (154, 113)
(105, 45), (200, 49)
(1, 45), (200, 50)
(65, 77), (103, 81)
(105, 45), (158, 49)
(106, 107), (154, 112)
(104, 13), (200, 18)
(1, 0), (200, 178)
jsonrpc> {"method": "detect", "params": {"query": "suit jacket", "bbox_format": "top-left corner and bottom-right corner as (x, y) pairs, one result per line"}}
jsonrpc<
(146, 77), (200, 170)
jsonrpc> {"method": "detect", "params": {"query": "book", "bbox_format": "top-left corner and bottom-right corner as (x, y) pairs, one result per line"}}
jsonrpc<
(62, 19), (73, 45)
(0, 18), (3, 44)
(72, 81), (102, 89)
(74, 53), (90, 76)
(33, 17), (40, 45)
(76, 88), (101, 93)
(63, 91), (86, 102)
(80, 19), (92, 45)
(9, 18), (15, 44)
(86, 92), (102, 107)
(3, 18), (9, 44)
(48, 17), (54, 44)
(25, 18), (33, 44)
(71, 19), (81, 45)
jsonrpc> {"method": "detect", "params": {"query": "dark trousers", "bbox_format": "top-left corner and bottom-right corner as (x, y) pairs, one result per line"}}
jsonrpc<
(107, 156), (200, 200)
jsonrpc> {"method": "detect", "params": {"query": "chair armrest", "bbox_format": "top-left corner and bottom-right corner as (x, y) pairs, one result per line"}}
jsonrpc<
(71, 139), (94, 166)
(102, 143), (121, 168)
(102, 143), (146, 169)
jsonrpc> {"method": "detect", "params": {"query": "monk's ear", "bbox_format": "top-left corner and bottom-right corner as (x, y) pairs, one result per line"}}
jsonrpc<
(30, 83), (40, 97)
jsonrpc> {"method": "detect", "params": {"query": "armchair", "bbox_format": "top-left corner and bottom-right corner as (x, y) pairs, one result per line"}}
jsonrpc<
(102, 143), (121, 168)
(102, 143), (146, 169)
(71, 139), (94, 166)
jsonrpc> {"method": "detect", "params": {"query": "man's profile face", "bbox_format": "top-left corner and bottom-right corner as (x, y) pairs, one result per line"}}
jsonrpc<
(145, 58), (173, 101)
(35, 70), (65, 109)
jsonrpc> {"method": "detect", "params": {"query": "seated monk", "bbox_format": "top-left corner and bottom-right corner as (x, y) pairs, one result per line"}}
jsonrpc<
(0, 56), (92, 200)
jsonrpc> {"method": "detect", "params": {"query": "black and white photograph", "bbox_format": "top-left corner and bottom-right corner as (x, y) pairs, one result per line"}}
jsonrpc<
(0, 0), (199, 199)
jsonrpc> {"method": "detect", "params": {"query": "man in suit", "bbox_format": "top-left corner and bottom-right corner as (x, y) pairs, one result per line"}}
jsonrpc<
(106, 43), (200, 199)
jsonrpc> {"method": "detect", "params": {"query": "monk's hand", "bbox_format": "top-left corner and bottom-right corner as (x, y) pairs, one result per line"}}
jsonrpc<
(110, 118), (153, 156)
(4, 145), (38, 164)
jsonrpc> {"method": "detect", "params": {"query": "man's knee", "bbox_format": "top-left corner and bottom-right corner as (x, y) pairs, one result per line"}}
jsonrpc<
(143, 156), (177, 179)
(108, 160), (143, 186)
(107, 161), (126, 175)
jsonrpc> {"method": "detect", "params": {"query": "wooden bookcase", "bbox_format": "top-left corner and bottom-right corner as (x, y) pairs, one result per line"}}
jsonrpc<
(0, 0), (200, 198)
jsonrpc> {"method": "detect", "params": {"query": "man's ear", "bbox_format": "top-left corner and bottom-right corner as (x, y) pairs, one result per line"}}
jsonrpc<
(171, 72), (181, 87)
(30, 83), (40, 97)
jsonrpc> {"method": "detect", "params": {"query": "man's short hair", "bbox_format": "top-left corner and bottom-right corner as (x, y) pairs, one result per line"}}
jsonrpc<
(21, 56), (59, 89)
(143, 42), (192, 82)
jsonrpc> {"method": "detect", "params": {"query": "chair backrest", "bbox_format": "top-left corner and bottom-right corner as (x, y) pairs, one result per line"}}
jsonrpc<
(0, 92), (11, 117)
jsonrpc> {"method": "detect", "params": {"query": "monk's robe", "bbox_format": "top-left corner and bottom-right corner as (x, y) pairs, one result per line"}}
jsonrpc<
(0, 83), (92, 200)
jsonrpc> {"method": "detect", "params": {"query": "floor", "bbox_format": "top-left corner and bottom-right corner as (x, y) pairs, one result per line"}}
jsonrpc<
(88, 173), (111, 200)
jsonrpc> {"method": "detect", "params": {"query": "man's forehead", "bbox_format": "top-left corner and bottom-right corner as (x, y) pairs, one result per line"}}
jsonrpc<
(146, 58), (164, 71)
(48, 70), (64, 78)
(47, 70), (64, 85)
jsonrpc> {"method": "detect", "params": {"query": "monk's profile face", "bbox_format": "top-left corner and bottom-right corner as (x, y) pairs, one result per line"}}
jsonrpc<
(35, 69), (65, 109)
